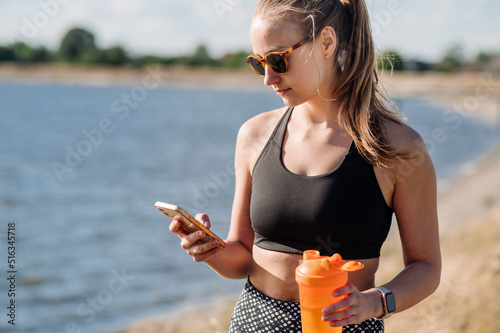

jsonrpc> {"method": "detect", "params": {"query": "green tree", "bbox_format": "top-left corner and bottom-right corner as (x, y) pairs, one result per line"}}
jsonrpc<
(188, 44), (216, 67)
(79, 49), (103, 64)
(220, 51), (249, 68)
(474, 51), (495, 71)
(377, 50), (404, 71)
(436, 44), (464, 73)
(100, 46), (128, 66)
(59, 28), (97, 62)
(131, 55), (169, 67)
(0, 46), (16, 62)
(9, 42), (51, 62)
(30, 46), (51, 62)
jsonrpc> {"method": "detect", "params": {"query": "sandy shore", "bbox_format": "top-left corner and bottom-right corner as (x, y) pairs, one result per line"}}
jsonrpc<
(2, 64), (499, 332)
(378, 151), (500, 333)
(379, 71), (500, 125)
(0, 63), (265, 91)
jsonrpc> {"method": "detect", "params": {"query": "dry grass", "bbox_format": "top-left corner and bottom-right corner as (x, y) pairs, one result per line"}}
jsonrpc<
(384, 208), (500, 333)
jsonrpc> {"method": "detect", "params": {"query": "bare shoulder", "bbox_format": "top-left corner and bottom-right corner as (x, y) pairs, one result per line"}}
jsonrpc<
(238, 106), (288, 143)
(236, 106), (288, 172)
(380, 117), (436, 182)
(381, 117), (426, 156)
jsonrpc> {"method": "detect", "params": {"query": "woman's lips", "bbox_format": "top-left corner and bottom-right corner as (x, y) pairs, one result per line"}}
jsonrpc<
(274, 88), (291, 96)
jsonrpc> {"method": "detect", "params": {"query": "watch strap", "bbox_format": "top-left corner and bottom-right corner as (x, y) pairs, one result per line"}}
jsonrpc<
(375, 287), (395, 320)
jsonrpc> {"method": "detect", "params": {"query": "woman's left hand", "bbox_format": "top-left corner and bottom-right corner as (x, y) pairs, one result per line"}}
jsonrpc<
(321, 283), (381, 327)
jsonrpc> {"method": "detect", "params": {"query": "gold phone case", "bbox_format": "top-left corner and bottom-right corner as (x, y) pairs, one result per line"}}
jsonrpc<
(155, 201), (226, 249)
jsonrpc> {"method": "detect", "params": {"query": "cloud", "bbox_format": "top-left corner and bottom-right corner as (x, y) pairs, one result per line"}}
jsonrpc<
(0, 0), (497, 60)
(109, 0), (143, 14)
(367, 0), (500, 60)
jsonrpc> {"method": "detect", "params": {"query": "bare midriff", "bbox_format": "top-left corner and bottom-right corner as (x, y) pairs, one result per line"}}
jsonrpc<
(249, 245), (380, 302)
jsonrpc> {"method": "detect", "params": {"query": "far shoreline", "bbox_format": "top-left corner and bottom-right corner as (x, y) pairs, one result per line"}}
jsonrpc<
(1, 62), (499, 125)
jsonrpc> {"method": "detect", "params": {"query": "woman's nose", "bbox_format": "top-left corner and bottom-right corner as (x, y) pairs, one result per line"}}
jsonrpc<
(263, 65), (280, 86)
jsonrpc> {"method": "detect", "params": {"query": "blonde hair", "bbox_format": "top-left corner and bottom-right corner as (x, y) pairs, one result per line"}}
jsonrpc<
(254, 0), (403, 166)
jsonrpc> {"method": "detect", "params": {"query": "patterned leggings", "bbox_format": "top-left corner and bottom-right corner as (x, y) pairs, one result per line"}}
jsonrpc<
(229, 279), (384, 333)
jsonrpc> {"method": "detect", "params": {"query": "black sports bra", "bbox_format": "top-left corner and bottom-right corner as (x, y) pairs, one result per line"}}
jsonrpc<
(250, 107), (393, 259)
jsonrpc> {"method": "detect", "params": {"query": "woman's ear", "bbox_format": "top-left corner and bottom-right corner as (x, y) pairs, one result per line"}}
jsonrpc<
(320, 26), (337, 59)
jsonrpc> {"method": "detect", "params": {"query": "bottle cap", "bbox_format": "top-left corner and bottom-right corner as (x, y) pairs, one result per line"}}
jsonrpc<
(295, 251), (364, 288)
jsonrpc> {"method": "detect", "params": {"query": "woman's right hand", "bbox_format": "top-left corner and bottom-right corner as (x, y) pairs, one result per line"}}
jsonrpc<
(169, 213), (228, 262)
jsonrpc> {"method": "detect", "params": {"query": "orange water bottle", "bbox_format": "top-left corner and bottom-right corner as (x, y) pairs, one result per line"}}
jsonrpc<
(295, 250), (364, 333)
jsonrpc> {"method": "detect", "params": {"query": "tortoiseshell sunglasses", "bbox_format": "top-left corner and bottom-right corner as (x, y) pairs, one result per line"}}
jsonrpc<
(245, 36), (313, 77)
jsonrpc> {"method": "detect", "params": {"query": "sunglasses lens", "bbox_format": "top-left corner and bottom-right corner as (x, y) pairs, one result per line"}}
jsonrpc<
(247, 57), (265, 76)
(266, 54), (287, 74)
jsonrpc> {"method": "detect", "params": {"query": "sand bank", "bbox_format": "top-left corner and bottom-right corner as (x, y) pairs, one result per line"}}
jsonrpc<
(380, 71), (500, 125)
(0, 63), (264, 91)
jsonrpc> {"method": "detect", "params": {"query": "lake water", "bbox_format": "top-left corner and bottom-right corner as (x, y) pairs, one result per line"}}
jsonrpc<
(0, 81), (498, 333)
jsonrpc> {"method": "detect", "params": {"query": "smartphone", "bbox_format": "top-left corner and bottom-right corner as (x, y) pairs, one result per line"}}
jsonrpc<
(154, 201), (226, 249)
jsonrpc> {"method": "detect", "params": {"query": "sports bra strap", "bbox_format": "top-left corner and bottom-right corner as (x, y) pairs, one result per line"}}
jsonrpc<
(270, 107), (293, 148)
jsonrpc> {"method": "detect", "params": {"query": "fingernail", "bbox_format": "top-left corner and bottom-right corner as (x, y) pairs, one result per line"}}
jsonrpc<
(198, 231), (204, 237)
(213, 239), (219, 245)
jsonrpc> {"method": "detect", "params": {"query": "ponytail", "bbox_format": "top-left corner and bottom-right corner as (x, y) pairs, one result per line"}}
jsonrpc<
(333, 0), (401, 166)
(255, 0), (404, 166)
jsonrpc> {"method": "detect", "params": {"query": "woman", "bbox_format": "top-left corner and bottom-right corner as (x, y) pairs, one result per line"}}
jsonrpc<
(169, 0), (441, 332)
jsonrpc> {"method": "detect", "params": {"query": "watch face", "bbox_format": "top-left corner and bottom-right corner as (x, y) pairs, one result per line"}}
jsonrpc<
(386, 293), (396, 313)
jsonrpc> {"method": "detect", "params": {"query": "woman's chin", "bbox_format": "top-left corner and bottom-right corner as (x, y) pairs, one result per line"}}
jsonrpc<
(280, 95), (303, 108)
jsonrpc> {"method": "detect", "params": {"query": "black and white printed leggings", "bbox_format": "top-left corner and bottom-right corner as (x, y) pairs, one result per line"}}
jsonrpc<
(229, 279), (384, 333)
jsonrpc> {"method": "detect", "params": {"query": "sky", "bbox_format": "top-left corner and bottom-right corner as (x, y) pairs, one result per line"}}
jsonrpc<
(0, 0), (499, 62)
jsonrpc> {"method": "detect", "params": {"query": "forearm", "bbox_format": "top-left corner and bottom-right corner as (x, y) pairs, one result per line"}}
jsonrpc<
(365, 259), (441, 318)
(204, 241), (254, 279)
(321, 258), (441, 326)
(382, 259), (441, 313)
(352, 259), (441, 322)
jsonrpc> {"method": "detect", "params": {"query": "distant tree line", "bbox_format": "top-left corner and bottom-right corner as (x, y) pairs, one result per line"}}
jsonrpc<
(377, 44), (500, 73)
(0, 27), (249, 69)
(1, 27), (498, 73)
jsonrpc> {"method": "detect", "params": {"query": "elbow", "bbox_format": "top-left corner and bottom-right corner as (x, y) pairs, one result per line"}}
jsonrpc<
(217, 263), (253, 280)
(424, 256), (442, 297)
(218, 256), (254, 280)
(206, 240), (254, 280)
(430, 258), (442, 295)
(407, 256), (442, 297)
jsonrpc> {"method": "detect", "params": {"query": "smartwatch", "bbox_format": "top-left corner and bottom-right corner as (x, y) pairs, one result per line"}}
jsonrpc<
(375, 287), (396, 320)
